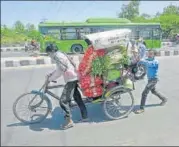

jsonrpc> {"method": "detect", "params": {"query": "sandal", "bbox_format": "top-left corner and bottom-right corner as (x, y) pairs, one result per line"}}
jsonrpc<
(134, 109), (145, 114)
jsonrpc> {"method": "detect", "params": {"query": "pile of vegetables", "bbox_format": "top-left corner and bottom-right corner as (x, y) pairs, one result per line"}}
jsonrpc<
(91, 56), (110, 76)
(91, 45), (129, 77)
(78, 44), (129, 98)
(78, 46), (104, 98)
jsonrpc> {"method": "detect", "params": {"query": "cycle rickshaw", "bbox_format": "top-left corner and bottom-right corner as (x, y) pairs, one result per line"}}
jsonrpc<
(13, 29), (135, 124)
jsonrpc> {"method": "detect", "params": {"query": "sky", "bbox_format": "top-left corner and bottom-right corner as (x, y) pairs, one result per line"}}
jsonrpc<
(1, 1), (179, 28)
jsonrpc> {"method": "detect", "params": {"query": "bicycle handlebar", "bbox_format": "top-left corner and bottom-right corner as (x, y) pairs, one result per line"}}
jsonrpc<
(38, 76), (58, 92)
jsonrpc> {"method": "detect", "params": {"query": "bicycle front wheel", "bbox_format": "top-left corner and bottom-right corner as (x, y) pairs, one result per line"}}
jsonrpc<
(13, 92), (52, 124)
(103, 86), (134, 120)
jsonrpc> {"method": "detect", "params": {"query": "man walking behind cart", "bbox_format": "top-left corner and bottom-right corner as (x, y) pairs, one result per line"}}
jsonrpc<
(135, 50), (167, 114)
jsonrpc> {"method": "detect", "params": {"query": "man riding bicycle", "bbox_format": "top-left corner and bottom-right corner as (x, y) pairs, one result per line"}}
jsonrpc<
(46, 44), (88, 129)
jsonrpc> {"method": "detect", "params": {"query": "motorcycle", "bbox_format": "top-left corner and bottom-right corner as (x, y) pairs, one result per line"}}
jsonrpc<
(133, 63), (146, 80)
(124, 62), (146, 81)
(25, 43), (40, 52)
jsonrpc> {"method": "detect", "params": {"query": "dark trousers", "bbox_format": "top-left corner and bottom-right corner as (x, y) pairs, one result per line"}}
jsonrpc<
(59, 80), (88, 119)
(140, 79), (167, 109)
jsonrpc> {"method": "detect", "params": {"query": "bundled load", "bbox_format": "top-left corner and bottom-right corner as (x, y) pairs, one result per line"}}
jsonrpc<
(84, 29), (131, 50)
(78, 46), (105, 97)
(78, 29), (132, 98)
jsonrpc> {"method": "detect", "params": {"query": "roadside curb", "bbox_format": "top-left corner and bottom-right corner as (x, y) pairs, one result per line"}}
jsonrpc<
(149, 49), (179, 56)
(1, 49), (179, 69)
(1, 46), (25, 52)
(1, 54), (83, 68)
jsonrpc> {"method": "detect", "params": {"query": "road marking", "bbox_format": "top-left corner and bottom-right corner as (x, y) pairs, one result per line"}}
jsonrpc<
(1, 64), (55, 70)
(1, 56), (179, 70)
(1, 56), (48, 60)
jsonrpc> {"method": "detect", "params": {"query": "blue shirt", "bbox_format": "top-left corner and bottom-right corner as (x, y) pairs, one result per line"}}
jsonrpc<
(139, 58), (159, 80)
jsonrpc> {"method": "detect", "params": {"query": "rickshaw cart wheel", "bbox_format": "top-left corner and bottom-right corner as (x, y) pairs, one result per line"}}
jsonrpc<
(103, 86), (134, 120)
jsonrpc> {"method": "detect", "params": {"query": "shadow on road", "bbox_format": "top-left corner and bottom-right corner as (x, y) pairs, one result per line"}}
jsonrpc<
(7, 103), (161, 131)
(133, 103), (161, 111)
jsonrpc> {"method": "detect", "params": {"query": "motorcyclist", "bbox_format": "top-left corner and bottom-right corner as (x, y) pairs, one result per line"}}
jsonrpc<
(138, 38), (147, 60)
(31, 39), (36, 47)
(45, 44), (88, 129)
(130, 46), (140, 74)
(124, 41), (145, 79)
(24, 39), (28, 51)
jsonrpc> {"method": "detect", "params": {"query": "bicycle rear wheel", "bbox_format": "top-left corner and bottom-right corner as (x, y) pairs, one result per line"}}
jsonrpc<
(13, 92), (52, 124)
(103, 86), (134, 120)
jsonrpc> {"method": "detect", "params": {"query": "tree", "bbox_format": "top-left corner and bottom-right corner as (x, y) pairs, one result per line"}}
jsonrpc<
(159, 4), (179, 38)
(26, 23), (36, 32)
(155, 12), (161, 17)
(163, 4), (179, 15)
(130, 3), (179, 39)
(141, 13), (151, 19)
(159, 14), (179, 38)
(14, 20), (25, 33)
(118, 0), (140, 20)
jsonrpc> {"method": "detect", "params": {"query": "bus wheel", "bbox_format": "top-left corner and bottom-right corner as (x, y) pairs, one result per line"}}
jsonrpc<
(71, 44), (83, 54)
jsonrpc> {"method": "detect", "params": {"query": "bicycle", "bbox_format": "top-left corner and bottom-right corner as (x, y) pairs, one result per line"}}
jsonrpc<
(13, 70), (135, 124)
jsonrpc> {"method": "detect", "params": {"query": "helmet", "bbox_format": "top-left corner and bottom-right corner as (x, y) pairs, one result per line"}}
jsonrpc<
(85, 39), (92, 46)
(45, 43), (58, 53)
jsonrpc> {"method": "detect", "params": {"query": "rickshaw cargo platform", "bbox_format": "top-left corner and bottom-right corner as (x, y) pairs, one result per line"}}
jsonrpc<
(84, 29), (132, 50)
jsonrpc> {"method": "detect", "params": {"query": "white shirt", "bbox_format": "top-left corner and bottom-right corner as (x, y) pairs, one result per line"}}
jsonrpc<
(130, 53), (140, 64)
(48, 51), (78, 83)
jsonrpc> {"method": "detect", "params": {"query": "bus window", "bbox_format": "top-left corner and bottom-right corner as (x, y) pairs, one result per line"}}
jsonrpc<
(76, 28), (90, 39)
(40, 27), (50, 35)
(139, 28), (152, 40)
(153, 29), (161, 39)
(84, 28), (91, 34)
(101, 26), (118, 31)
(61, 28), (77, 40)
(90, 27), (102, 33)
(76, 28), (84, 39)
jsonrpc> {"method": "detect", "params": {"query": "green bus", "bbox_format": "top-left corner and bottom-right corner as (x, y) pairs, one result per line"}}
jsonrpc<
(38, 18), (162, 53)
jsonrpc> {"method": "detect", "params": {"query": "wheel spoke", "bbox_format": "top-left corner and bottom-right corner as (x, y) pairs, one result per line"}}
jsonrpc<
(103, 88), (134, 120)
(13, 93), (50, 124)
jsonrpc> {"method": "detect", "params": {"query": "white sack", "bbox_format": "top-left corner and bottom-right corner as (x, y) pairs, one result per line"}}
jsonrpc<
(84, 29), (132, 50)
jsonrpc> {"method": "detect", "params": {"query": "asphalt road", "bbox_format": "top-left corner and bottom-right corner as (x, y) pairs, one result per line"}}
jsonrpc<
(1, 56), (179, 146)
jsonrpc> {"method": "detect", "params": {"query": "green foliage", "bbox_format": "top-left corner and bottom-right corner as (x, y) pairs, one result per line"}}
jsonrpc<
(91, 56), (110, 76)
(1, 21), (43, 45)
(1, 2), (179, 46)
(26, 30), (42, 41)
(1, 24), (27, 44)
(163, 4), (179, 15)
(14, 21), (25, 33)
(128, 2), (179, 39)
(91, 46), (129, 77)
(140, 13), (151, 19)
(145, 40), (161, 48)
(118, 0), (140, 20)
(159, 14), (179, 38)
(119, 46), (129, 65)
(26, 23), (36, 32)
